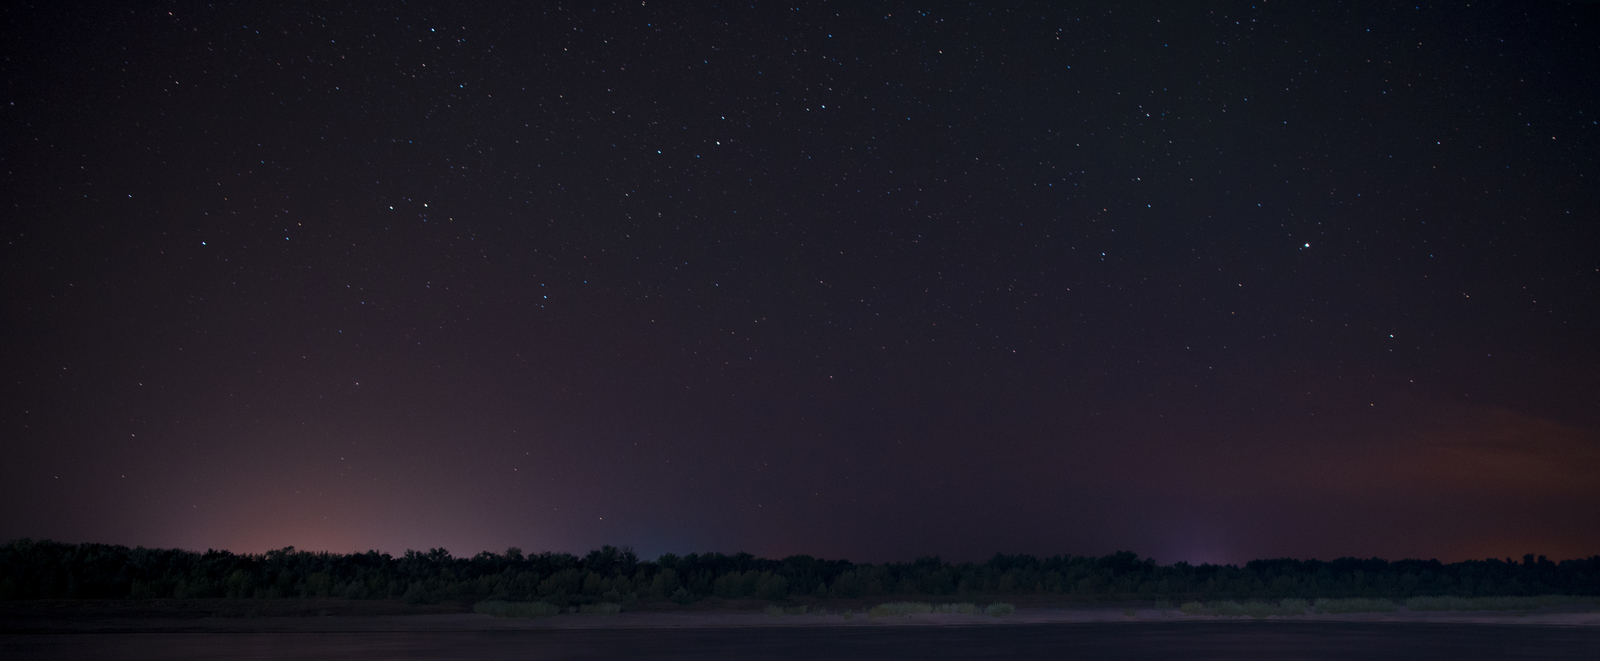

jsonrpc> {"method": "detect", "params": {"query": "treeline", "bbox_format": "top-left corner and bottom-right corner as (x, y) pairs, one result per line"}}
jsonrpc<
(3, 538), (1597, 605)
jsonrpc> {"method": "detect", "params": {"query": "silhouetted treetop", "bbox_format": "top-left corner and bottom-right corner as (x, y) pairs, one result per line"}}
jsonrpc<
(2, 538), (1595, 604)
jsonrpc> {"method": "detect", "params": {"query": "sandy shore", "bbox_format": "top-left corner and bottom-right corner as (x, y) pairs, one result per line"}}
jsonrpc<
(5, 606), (1597, 634)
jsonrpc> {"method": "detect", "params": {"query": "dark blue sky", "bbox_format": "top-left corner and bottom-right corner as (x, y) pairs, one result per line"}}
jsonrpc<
(3, 2), (1597, 565)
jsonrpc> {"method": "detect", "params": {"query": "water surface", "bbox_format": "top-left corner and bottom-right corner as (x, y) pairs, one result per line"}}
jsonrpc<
(6, 621), (1598, 660)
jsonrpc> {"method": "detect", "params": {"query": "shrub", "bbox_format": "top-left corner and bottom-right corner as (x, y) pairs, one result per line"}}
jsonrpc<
(1203, 601), (1248, 617)
(580, 602), (622, 614)
(1179, 599), (1309, 618)
(869, 601), (933, 617)
(1242, 602), (1279, 618)
(1314, 598), (1396, 614)
(933, 602), (978, 615)
(1404, 595), (1592, 612)
(475, 600), (560, 618)
(983, 602), (1015, 616)
(1278, 598), (1310, 615)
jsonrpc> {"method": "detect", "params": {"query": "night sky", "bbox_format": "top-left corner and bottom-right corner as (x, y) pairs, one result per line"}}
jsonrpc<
(4, 2), (1598, 566)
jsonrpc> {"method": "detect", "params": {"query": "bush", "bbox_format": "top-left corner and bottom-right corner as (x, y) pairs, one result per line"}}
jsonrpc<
(869, 601), (933, 617)
(1279, 598), (1310, 615)
(1179, 599), (1309, 618)
(1242, 602), (1279, 618)
(580, 602), (622, 614)
(933, 602), (978, 615)
(1404, 595), (1593, 612)
(1314, 598), (1396, 614)
(983, 602), (1015, 616)
(475, 600), (560, 618)
(1192, 601), (1247, 617)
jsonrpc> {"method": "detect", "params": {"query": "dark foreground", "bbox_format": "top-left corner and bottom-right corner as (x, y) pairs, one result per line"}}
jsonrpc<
(5, 622), (1599, 660)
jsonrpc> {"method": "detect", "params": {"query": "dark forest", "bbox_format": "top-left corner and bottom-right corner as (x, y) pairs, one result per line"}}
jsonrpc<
(4, 539), (1596, 606)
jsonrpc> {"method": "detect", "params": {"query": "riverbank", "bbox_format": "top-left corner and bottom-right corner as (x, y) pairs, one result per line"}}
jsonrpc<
(3, 601), (1596, 634)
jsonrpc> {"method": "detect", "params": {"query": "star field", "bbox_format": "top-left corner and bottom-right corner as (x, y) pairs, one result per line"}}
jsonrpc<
(2, 2), (1597, 564)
